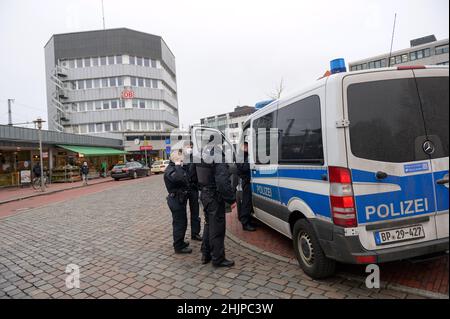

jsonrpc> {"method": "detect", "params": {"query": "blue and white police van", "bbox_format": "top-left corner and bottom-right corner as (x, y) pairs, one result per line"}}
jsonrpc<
(242, 63), (449, 278)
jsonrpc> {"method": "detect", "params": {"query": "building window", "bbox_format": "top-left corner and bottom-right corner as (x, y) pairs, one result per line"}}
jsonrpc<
(116, 55), (122, 64)
(130, 77), (137, 86)
(117, 77), (123, 86)
(436, 45), (449, 55)
(100, 56), (107, 65)
(424, 48), (431, 57)
(102, 78), (108, 87)
(144, 58), (150, 67)
(84, 58), (91, 67)
(104, 123), (111, 132)
(96, 123), (103, 133)
(401, 54), (408, 63)
(151, 59), (157, 68)
(132, 99), (138, 108)
(136, 57), (143, 66)
(95, 101), (102, 110)
(103, 101), (110, 110)
(410, 51), (417, 61)
(152, 79), (158, 88)
(87, 101), (94, 111)
(76, 59), (83, 68)
(78, 125), (86, 134)
(85, 79), (92, 89)
(88, 124), (95, 133)
(78, 102), (86, 112)
(112, 122), (120, 131)
(77, 80), (85, 90)
(111, 100), (118, 109)
(145, 78), (151, 87)
(129, 56), (136, 65)
(395, 56), (402, 64)
(68, 60), (75, 68)
(417, 50), (423, 59)
(390, 57), (396, 66)
(93, 79), (100, 88)
(133, 121), (140, 131)
(109, 77), (116, 87)
(107, 56), (114, 65)
(139, 100), (146, 109)
(138, 78), (144, 87)
(92, 57), (99, 66)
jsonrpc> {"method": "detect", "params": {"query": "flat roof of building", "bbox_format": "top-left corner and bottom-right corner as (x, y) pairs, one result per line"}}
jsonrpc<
(0, 125), (123, 148)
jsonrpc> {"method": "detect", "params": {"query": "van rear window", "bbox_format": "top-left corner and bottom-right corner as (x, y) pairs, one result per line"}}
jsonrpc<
(347, 78), (429, 163)
(415, 77), (449, 159)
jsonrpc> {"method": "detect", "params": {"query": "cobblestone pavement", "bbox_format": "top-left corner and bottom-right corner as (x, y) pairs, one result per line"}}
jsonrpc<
(0, 175), (425, 299)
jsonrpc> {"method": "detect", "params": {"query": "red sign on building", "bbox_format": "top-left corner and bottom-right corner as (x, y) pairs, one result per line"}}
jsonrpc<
(139, 145), (153, 151)
(121, 90), (135, 99)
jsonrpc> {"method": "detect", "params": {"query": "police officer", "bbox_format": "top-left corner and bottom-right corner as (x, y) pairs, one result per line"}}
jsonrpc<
(183, 142), (202, 241)
(237, 142), (256, 231)
(196, 135), (236, 267)
(164, 149), (192, 254)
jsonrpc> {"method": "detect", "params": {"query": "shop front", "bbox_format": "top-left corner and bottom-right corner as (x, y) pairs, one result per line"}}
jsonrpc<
(0, 124), (125, 188)
(54, 145), (128, 181)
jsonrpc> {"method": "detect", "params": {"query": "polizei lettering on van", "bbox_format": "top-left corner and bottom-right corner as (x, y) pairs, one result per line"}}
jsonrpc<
(365, 198), (429, 221)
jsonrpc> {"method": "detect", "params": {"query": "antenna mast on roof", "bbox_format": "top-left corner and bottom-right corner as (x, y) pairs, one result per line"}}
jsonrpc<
(387, 13), (397, 67)
(101, 0), (106, 29)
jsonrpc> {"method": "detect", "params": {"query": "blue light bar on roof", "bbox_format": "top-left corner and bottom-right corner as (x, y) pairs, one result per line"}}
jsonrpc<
(255, 100), (274, 110)
(330, 58), (347, 74)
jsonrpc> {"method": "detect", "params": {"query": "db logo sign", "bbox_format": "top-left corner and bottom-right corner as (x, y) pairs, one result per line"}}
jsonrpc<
(121, 90), (135, 99)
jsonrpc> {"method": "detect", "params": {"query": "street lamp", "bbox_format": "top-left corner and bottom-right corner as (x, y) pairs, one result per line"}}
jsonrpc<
(33, 117), (46, 192)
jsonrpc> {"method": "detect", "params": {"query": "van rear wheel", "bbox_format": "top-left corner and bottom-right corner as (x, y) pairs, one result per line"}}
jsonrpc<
(293, 219), (335, 279)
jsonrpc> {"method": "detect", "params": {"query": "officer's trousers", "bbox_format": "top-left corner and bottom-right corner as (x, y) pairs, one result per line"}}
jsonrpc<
(188, 189), (201, 236)
(167, 196), (188, 251)
(238, 179), (253, 226)
(200, 192), (226, 264)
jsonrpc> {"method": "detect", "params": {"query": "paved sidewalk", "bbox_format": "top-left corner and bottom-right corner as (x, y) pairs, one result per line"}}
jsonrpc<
(226, 208), (449, 298)
(0, 177), (114, 205)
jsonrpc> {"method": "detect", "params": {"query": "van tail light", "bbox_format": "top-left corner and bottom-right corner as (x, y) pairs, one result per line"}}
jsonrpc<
(329, 166), (357, 228)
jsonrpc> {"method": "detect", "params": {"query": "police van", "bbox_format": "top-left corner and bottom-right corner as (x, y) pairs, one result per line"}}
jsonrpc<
(239, 64), (449, 278)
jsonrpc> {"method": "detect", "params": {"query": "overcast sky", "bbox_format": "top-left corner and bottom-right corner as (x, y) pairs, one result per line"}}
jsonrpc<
(0, 0), (448, 129)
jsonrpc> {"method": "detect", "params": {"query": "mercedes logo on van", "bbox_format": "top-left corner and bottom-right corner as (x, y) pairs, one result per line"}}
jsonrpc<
(422, 140), (435, 155)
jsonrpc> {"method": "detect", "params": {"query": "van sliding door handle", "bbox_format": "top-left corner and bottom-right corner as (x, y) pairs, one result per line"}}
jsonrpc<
(376, 171), (388, 180)
(437, 178), (449, 185)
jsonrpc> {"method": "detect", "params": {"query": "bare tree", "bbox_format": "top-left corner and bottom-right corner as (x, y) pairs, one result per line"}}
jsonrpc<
(267, 78), (285, 100)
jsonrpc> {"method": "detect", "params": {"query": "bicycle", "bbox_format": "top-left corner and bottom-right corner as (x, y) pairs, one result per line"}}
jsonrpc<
(32, 174), (49, 190)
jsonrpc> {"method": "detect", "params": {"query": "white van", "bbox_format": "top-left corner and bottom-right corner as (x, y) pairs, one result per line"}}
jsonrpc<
(238, 65), (449, 278)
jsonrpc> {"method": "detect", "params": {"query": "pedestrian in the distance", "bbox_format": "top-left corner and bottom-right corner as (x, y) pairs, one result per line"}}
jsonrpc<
(80, 162), (89, 186)
(101, 161), (107, 178)
(164, 149), (192, 254)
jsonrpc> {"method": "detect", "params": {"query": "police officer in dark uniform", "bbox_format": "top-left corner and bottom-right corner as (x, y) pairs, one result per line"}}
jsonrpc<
(237, 142), (256, 231)
(183, 142), (202, 241)
(164, 149), (192, 254)
(196, 136), (236, 267)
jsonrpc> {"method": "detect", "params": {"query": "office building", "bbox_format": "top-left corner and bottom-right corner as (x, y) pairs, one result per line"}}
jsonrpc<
(200, 106), (256, 145)
(349, 35), (449, 71)
(44, 28), (179, 149)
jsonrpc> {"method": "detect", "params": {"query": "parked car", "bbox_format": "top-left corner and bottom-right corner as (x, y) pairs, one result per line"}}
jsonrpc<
(111, 162), (149, 180)
(151, 160), (170, 174)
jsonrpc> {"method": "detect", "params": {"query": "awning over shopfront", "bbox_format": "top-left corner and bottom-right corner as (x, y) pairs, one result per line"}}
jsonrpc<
(57, 145), (127, 156)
